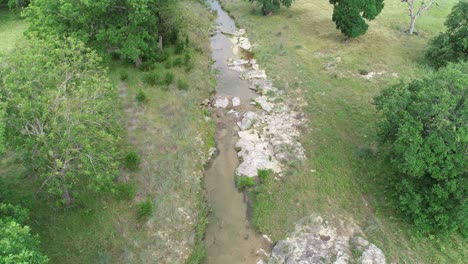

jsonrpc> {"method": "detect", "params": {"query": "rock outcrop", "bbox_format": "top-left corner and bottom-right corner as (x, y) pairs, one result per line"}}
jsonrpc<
(268, 216), (386, 264)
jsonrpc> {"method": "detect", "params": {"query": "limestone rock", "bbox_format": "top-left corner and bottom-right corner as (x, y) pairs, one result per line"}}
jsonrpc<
(244, 70), (267, 80)
(268, 216), (386, 264)
(214, 97), (229, 108)
(254, 96), (274, 112)
(237, 111), (258, 130)
(235, 129), (282, 177)
(232, 97), (241, 107)
(238, 37), (252, 51)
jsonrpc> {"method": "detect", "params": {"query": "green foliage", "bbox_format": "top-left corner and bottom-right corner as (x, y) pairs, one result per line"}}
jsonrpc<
(0, 203), (48, 264)
(136, 89), (148, 103)
(425, 1), (468, 69)
(177, 79), (189, 90)
(143, 71), (161, 86)
(236, 176), (256, 190)
(0, 104), (5, 154)
(329, 0), (384, 38)
(124, 151), (142, 170)
(114, 183), (137, 201)
(374, 62), (467, 236)
(249, 0), (294, 15)
(173, 56), (183, 67)
(258, 169), (271, 183)
(7, 0), (29, 12)
(164, 72), (175, 85)
(24, 0), (180, 63)
(137, 198), (154, 219)
(119, 70), (129, 81)
(0, 37), (120, 205)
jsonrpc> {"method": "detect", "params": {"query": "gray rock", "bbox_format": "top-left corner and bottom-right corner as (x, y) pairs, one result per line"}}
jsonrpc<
(232, 97), (241, 107)
(214, 97), (229, 108)
(268, 216), (386, 264)
(237, 111), (258, 130)
(238, 37), (252, 51)
(244, 70), (267, 80)
(254, 96), (274, 112)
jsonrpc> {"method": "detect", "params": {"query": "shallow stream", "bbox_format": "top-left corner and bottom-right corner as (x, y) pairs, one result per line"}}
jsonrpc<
(203, 0), (270, 263)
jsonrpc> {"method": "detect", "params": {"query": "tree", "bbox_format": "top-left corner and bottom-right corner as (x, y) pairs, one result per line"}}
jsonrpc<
(249, 0), (294, 15)
(0, 104), (5, 154)
(24, 0), (179, 65)
(0, 37), (120, 205)
(425, 1), (468, 68)
(329, 0), (384, 38)
(0, 203), (48, 263)
(374, 62), (467, 236)
(401, 0), (437, 34)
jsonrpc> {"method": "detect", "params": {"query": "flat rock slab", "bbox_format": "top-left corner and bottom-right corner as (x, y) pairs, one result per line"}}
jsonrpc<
(214, 97), (229, 108)
(268, 215), (386, 264)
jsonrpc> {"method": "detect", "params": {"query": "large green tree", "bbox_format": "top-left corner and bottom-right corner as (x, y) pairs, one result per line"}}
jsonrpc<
(425, 1), (468, 69)
(0, 37), (120, 205)
(374, 62), (467, 236)
(0, 203), (48, 263)
(25, 0), (178, 65)
(249, 0), (294, 15)
(329, 0), (384, 38)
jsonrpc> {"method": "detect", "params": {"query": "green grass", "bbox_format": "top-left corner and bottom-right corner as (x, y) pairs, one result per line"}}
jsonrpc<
(0, 1), (216, 263)
(0, 4), (27, 54)
(219, 0), (467, 263)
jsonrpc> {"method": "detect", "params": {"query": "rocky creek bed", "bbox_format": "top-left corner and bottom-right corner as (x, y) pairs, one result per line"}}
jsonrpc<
(204, 0), (387, 263)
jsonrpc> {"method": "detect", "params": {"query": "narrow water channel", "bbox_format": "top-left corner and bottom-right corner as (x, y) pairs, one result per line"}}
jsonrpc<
(204, 0), (270, 263)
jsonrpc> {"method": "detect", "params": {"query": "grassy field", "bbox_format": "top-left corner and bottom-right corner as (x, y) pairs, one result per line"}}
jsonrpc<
(0, 1), (215, 263)
(0, 3), (27, 53)
(218, 0), (467, 263)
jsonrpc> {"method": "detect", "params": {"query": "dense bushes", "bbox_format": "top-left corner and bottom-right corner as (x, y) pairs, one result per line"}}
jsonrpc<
(249, 0), (294, 15)
(0, 203), (48, 263)
(425, 1), (468, 68)
(374, 62), (467, 236)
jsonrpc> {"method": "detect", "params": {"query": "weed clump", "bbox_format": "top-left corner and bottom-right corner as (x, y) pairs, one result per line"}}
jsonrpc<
(258, 169), (271, 183)
(143, 71), (160, 86)
(236, 176), (255, 190)
(177, 79), (189, 90)
(136, 89), (147, 103)
(115, 183), (136, 200)
(173, 57), (183, 67)
(137, 198), (153, 219)
(119, 70), (129, 81)
(124, 150), (142, 170)
(164, 72), (174, 85)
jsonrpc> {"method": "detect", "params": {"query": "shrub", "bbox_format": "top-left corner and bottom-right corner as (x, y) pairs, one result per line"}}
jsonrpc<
(184, 52), (192, 64)
(164, 72), (174, 85)
(374, 62), (467, 236)
(177, 79), (189, 90)
(115, 183), (136, 200)
(119, 70), (129, 81)
(137, 198), (154, 219)
(124, 151), (142, 170)
(143, 71), (160, 86)
(175, 41), (185, 55)
(135, 89), (147, 103)
(165, 58), (173, 69)
(236, 176), (255, 190)
(258, 169), (271, 183)
(173, 57), (183, 67)
(425, 1), (468, 69)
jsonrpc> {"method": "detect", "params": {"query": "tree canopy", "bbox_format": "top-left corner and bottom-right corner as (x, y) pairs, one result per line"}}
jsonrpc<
(425, 0), (468, 68)
(25, 0), (178, 64)
(0, 37), (120, 205)
(329, 0), (384, 38)
(374, 62), (467, 236)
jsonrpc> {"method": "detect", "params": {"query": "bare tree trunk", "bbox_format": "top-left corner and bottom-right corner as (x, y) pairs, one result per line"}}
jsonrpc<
(402, 0), (436, 35)
(158, 34), (163, 51)
(63, 188), (73, 206)
(408, 15), (417, 34)
(135, 56), (142, 68)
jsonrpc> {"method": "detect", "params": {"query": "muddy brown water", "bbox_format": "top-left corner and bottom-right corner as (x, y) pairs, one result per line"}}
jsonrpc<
(204, 0), (271, 263)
